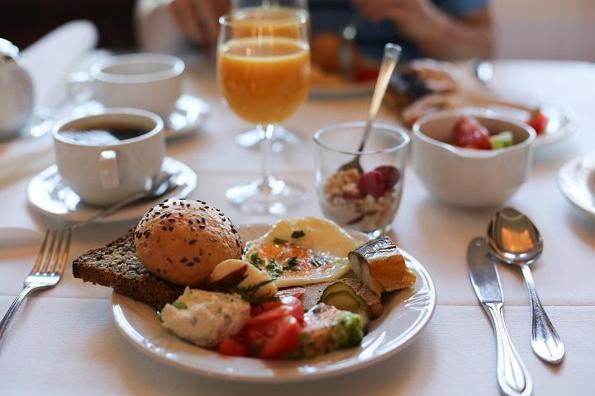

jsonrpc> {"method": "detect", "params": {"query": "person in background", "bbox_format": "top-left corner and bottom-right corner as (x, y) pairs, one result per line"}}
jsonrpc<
(136, 0), (494, 61)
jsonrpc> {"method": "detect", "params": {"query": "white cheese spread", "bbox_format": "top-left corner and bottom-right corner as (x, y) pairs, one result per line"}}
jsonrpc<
(160, 288), (250, 348)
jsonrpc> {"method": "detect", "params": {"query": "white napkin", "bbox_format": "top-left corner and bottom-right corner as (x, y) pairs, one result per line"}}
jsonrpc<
(0, 20), (98, 188)
(20, 20), (98, 109)
(0, 134), (54, 189)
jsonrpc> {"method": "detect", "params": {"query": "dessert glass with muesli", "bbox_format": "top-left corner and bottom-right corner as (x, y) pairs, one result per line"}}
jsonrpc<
(313, 122), (410, 236)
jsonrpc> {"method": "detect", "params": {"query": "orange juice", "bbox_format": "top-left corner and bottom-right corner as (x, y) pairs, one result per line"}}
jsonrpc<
(231, 7), (308, 39)
(218, 37), (310, 124)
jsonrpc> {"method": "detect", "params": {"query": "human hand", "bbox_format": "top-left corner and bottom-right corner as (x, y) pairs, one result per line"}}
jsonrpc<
(352, 0), (445, 42)
(168, 0), (230, 45)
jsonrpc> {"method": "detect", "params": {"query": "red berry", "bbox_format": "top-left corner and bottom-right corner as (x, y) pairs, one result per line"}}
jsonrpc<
(357, 170), (386, 198)
(452, 116), (491, 150)
(374, 165), (401, 190)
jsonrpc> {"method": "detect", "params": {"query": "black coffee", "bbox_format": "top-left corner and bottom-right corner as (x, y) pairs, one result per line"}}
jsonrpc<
(60, 124), (150, 145)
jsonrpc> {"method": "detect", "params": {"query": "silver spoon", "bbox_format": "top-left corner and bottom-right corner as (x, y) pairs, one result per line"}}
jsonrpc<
(487, 207), (565, 364)
(72, 173), (176, 228)
(338, 43), (402, 173)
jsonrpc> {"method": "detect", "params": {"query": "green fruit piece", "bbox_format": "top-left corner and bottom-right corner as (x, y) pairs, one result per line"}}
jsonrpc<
(490, 131), (514, 149)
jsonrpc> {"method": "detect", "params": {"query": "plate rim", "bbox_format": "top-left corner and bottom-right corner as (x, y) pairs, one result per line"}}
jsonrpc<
(558, 155), (595, 218)
(458, 101), (577, 149)
(111, 223), (437, 383)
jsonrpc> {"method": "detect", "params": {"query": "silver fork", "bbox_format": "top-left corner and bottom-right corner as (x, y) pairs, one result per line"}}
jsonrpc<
(0, 228), (72, 347)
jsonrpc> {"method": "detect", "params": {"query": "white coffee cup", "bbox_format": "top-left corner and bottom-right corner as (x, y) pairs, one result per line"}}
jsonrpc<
(70, 53), (185, 118)
(53, 108), (166, 206)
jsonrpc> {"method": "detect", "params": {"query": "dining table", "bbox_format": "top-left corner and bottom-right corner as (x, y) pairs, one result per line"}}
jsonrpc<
(0, 55), (594, 395)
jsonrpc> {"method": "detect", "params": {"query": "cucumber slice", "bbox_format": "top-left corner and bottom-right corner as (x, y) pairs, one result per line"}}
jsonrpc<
(319, 282), (370, 327)
(490, 131), (514, 149)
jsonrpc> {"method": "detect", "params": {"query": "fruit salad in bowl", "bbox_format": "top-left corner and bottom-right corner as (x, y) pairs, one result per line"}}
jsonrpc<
(412, 109), (536, 208)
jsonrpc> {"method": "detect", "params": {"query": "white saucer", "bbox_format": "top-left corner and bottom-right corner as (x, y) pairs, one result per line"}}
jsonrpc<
(558, 153), (595, 218)
(164, 94), (210, 140)
(30, 94), (210, 141)
(27, 157), (197, 223)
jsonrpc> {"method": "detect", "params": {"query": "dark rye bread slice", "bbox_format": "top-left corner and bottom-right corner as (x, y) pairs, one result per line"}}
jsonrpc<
(72, 229), (184, 309)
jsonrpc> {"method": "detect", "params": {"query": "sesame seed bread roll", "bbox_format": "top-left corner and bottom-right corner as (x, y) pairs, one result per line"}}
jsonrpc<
(134, 199), (242, 286)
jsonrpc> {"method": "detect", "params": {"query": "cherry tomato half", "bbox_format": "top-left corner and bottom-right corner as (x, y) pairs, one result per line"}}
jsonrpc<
(246, 315), (302, 359)
(528, 110), (548, 135)
(250, 301), (283, 317)
(247, 296), (304, 327)
(218, 336), (246, 357)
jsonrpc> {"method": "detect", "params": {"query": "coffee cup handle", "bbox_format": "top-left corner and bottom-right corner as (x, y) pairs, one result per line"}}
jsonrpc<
(66, 72), (94, 104)
(100, 150), (119, 189)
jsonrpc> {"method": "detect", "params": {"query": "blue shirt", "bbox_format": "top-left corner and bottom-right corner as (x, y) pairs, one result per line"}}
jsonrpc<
(309, 0), (489, 60)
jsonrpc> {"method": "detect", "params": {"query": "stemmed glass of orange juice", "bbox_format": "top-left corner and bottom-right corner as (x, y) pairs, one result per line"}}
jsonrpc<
(229, 0), (308, 149)
(217, 8), (310, 214)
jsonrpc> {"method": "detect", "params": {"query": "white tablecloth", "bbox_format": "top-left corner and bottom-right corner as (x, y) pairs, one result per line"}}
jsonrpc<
(0, 60), (594, 395)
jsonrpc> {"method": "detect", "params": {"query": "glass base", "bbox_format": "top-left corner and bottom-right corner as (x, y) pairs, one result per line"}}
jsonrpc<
(225, 176), (307, 215)
(235, 126), (301, 150)
(367, 224), (393, 239)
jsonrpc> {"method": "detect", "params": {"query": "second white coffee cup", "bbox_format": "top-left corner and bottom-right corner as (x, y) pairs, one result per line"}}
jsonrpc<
(71, 53), (185, 118)
(53, 108), (166, 206)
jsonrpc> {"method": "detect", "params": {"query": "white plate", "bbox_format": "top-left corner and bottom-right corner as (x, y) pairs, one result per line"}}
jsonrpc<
(461, 94), (577, 149)
(111, 224), (436, 382)
(558, 153), (595, 218)
(27, 157), (197, 223)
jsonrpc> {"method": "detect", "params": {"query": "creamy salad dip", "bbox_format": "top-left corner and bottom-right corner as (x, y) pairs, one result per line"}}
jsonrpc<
(160, 288), (250, 347)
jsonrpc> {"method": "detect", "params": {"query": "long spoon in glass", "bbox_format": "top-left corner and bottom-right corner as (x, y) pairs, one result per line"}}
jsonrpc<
(487, 207), (565, 364)
(338, 43), (401, 173)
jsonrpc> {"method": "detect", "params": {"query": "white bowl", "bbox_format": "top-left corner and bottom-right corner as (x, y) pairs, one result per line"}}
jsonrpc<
(412, 109), (536, 208)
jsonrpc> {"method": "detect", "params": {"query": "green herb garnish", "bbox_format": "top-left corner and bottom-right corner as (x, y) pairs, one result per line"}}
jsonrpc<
(249, 253), (264, 268)
(266, 260), (284, 279)
(291, 230), (305, 239)
(235, 279), (275, 304)
(172, 301), (187, 310)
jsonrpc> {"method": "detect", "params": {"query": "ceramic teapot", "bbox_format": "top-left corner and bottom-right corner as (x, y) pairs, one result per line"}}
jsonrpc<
(0, 38), (34, 139)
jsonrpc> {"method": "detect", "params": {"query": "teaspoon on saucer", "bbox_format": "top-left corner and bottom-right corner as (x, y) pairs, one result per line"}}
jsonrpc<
(487, 207), (565, 364)
(72, 172), (176, 228)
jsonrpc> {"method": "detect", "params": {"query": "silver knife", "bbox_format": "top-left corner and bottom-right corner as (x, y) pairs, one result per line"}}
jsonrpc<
(467, 237), (533, 396)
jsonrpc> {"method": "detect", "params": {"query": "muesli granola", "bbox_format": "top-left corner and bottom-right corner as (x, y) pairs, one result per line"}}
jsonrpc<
(321, 166), (402, 233)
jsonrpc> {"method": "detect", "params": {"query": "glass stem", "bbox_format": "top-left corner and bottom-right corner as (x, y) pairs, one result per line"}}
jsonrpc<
(259, 124), (276, 193)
